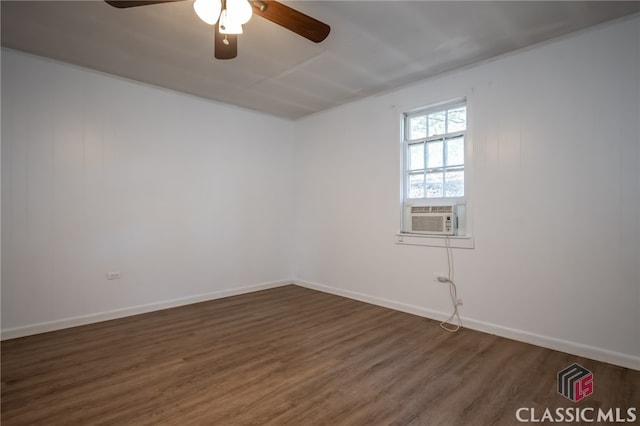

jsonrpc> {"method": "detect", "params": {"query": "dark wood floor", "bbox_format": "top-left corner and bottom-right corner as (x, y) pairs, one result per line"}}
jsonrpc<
(2, 285), (638, 425)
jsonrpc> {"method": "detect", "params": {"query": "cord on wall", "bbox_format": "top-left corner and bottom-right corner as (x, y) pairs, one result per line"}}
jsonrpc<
(439, 236), (462, 333)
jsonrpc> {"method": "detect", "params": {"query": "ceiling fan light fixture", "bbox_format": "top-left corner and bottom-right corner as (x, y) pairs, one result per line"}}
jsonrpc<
(193, 0), (222, 25)
(105, 0), (330, 60)
(218, 9), (243, 34)
(227, 0), (253, 24)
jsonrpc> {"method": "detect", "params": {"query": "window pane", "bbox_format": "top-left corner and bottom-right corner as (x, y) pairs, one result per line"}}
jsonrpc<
(446, 137), (464, 166)
(409, 116), (426, 140)
(409, 173), (425, 198)
(426, 172), (443, 198)
(447, 107), (466, 133)
(428, 111), (446, 137)
(409, 143), (424, 170)
(445, 170), (464, 197)
(427, 141), (443, 168)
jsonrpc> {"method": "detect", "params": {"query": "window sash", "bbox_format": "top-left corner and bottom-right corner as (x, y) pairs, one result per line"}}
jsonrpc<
(404, 100), (466, 142)
(403, 103), (466, 201)
(406, 168), (465, 199)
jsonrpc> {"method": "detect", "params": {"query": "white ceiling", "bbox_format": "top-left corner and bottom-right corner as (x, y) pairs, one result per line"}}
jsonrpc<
(2, 1), (640, 119)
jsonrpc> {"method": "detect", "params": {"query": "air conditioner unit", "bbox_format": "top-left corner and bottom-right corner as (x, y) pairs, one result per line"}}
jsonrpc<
(408, 205), (458, 235)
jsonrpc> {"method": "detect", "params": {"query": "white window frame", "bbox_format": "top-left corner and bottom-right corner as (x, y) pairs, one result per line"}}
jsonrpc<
(403, 99), (467, 203)
(396, 97), (474, 249)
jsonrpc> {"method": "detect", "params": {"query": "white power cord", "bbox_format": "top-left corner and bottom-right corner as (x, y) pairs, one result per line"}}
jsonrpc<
(439, 236), (462, 332)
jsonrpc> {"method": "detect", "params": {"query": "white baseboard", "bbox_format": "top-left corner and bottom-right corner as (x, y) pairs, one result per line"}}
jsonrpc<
(1, 280), (292, 340)
(5, 278), (638, 371)
(294, 279), (640, 371)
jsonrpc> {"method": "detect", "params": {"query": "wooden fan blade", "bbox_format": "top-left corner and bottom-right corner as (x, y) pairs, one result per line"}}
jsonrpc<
(105, 0), (186, 8)
(214, 26), (238, 59)
(250, 1), (330, 43)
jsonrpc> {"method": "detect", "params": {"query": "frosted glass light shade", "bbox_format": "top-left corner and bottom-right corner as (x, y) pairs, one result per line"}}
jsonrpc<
(227, 0), (252, 25)
(193, 0), (222, 25)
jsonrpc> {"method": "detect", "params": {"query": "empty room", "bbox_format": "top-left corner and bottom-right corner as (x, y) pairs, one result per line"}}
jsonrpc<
(2, 1), (639, 424)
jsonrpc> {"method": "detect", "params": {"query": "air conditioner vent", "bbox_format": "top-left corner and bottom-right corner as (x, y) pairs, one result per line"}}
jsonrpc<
(410, 205), (454, 214)
(431, 205), (453, 214)
(408, 205), (457, 235)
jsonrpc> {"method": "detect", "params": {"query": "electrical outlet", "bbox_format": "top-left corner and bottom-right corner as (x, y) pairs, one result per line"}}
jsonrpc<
(457, 299), (463, 306)
(106, 271), (121, 280)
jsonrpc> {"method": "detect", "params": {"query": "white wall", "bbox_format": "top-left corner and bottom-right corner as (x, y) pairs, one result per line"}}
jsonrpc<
(294, 17), (640, 369)
(2, 17), (639, 370)
(1, 49), (295, 336)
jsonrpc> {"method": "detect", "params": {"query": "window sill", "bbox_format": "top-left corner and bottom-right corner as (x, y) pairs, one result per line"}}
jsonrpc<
(395, 232), (474, 249)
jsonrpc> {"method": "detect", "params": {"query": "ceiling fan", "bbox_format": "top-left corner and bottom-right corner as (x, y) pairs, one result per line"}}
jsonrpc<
(105, 0), (330, 60)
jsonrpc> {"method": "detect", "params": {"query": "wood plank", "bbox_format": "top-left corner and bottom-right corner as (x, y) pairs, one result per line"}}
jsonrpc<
(2, 285), (638, 425)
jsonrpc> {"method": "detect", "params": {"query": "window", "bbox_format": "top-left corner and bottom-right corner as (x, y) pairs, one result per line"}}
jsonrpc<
(399, 99), (472, 244)
(404, 101), (466, 200)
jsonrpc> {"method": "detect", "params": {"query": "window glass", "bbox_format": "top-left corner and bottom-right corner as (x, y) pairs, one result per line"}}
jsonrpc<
(445, 170), (464, 197)
(409, 143), (424, 170)
(447, 107), (466, 133)
(409, 116), (427, 140)
(428, 111), (446, 137)
(427, 141), (443, 169)
(446, 137), (464, 166)
(426, 172), (443, 198)
(409, 173), (425, 198)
